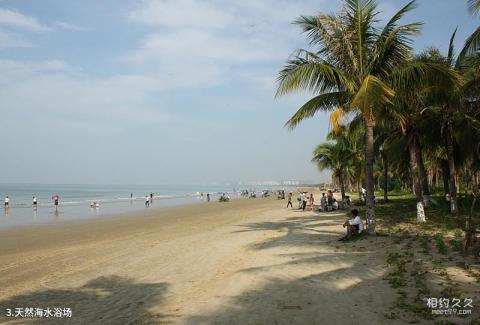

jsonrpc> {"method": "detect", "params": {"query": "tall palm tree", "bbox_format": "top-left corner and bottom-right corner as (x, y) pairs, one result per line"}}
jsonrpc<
(276, 0), (422, 233)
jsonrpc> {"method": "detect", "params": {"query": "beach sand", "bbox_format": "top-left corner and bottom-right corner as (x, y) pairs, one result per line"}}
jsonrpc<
(0, 193), (400, 324)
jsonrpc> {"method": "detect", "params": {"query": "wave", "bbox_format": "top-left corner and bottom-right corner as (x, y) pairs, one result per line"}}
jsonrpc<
(4, 191), (228, 209)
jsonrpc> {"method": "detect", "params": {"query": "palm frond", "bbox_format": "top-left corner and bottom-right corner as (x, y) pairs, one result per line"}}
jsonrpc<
(459, 26), (480, 61)
(468, 0), (480, 15)
(447, 27), (458, 65)
(351, 75), (394, 115)
(330, 108), (347, 134)
(275, 52), (354, 97)
(285, 91), (349, 129)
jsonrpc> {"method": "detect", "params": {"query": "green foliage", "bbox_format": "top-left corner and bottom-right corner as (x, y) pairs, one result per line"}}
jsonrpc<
(433, 233), (448, 254)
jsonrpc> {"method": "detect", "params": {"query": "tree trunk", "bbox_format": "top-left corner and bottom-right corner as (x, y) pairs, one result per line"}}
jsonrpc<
(408, 131), (426, 222)
(444, 118), (458, 213)
(365, 117), (376, 233)
(441, 160), (450, 196)
(357, 176), (362, 204)
(338, 172), (346, 201)
(413, 134), (430, 207)
(382, 151), (388, 202)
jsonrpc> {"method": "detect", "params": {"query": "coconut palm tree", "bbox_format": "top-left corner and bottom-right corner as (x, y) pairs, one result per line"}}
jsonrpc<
(312, 130), (356, 201)
(312, 142), (346, 200)
(276, 0), (424, 233)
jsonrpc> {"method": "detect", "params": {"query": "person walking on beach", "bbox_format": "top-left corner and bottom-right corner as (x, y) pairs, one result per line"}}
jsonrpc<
(207, 193), (210, 202)
(4, 196), (9, 208)
(145, 195), (150, 208)
(32, 196), (37, 208)
(130, 193), (133, 200)
(287, 192), (293, 208)
(150, 193), (154, 204)
(309, 193), (315, 211)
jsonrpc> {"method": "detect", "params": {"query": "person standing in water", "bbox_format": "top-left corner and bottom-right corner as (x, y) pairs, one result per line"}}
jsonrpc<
(53, 196), (59, 211)
(145, 195), (150, 208)
(287, 192), (293, 208)
(32, 196), (37, 208)
(130, 193), (133, 200)
(4, 196), (9, 208)
(207, 193), (210, 202)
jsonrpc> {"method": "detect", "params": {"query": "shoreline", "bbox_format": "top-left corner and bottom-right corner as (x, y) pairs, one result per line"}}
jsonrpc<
(0, 190), (403, 324)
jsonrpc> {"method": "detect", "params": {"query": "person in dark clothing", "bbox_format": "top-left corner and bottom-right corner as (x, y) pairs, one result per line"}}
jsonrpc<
(287, 192), (293, 208)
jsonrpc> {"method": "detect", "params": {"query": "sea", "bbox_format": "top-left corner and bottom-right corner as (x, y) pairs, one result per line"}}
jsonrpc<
(0, 183), (289, 230)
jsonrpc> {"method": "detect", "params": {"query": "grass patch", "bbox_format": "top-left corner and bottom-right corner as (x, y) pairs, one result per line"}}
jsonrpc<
(420, 235), (431, 255)
(433, 233), (448, 255)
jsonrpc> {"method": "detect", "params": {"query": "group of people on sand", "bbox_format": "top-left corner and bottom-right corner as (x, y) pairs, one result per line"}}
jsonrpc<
(286, 190), (349, 212)
(285, 190), (364, 241)
(286, 191), (315, 211)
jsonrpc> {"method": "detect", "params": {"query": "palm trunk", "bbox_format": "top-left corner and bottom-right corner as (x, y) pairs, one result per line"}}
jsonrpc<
(365, 117), (376, 233)
(408, 131), (426, 222)
(413, 134), (430, 207)
(382, 151), (388, 202)
(338, 172), (346, 208)
(444, 117), (458, 213)
(357, 177), (362, 204)
(441, 160), (450, 196)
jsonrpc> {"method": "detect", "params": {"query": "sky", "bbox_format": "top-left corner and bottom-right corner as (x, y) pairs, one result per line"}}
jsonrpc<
(0, 0), (477, 185)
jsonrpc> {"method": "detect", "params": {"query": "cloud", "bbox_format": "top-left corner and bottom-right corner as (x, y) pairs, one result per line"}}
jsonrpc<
(54, 21), (87, 31)
(125, 0), (330, 89)
(0, 8), (51, 32)
(127, 0), (228, 30)
(0, 59), (175, 135)
(0, 28), (32, 47)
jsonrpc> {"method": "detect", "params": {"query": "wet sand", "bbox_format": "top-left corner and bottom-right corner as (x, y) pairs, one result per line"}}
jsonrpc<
(0, 194), (401, 324)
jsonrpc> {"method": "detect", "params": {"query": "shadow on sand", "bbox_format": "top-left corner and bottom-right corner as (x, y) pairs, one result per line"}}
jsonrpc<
(184, 212), (394, 325)
(186, 258), (390, 325)
(0, 275), (173, 324)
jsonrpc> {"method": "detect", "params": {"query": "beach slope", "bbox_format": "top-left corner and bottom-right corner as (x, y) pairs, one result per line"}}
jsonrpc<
(0, 197), (398, 324)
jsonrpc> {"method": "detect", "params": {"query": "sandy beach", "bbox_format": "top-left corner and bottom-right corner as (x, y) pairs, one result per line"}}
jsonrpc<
(0, 194), (403, 324)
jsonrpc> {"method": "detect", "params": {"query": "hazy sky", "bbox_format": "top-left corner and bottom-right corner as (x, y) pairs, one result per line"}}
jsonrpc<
(0, 0), (477, 185)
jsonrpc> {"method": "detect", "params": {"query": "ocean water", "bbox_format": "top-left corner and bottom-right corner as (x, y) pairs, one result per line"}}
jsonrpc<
(0, 183), (287, 229)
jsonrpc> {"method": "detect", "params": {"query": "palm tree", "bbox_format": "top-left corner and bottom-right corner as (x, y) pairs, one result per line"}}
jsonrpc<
(312, 136), (352, 201)
(276, 0), (422, 233)
(312, 143), (345, 197)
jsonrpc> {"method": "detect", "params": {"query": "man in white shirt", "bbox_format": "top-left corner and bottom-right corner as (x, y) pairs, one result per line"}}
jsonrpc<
(339, 209), (363, 241)
(4, 196), (9, 208)
(301, 192), (307, 211)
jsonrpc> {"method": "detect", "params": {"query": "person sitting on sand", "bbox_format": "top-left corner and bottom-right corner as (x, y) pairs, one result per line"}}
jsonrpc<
(339, 209), (364, 241)
(332, 198), (339, 210)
